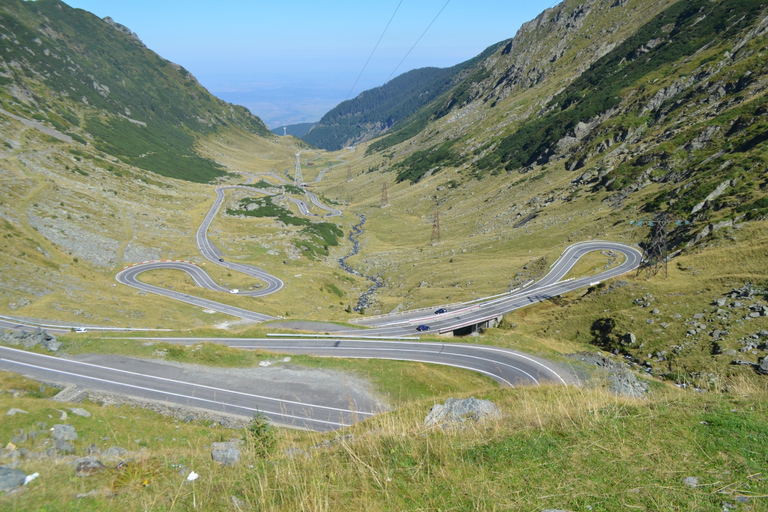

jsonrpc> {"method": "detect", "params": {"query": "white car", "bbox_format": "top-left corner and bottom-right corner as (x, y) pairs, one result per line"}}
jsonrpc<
(229, 289), (239, 294)
(75, 327), (88, 333)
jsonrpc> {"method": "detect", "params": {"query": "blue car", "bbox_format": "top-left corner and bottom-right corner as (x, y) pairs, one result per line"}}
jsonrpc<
(434, 308), (447, 314)
(416, 325), (430, 332)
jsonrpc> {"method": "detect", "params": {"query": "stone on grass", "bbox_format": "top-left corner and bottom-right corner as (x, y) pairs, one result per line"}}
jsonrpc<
(102, 446), (129, 460)
(758, 357), (768, 375)
(68, 408), (91, 418)
(51, 424), (77, 441)
(424, 397), (501, 428)
(52, 385), (87, 403)
(0, 466), (27, 493)
(6, 409), (27, 416)
(211, 442), (241, 466)
(75, 458), (106, 477)
(683, 476), (699, 488)
(609, 370), (649, 398)
(55, 440), (75, 454)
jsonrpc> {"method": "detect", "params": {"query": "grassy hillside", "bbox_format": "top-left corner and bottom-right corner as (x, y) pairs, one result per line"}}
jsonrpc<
(0, 0), (270, 182)
(1, 369), (766, 510)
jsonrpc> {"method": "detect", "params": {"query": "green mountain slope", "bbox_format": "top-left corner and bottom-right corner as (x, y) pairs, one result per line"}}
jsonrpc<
(365, 0), (768, 227)
(317, 0), (768, 385)
(302, 44), (502, 151)
(0, 0), (271, 182)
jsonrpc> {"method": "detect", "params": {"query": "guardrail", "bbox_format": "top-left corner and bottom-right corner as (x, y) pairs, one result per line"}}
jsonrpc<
(266, 333), (419, 341)
(0, 315), (172, 332)
(347, 302), (465, 324)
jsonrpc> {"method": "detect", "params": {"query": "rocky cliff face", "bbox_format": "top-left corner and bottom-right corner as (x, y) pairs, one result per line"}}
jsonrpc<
(374, 0), (768, 239)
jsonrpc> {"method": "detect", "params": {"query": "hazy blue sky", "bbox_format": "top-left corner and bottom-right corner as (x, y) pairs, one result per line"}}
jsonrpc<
(64, 0), (560, 126)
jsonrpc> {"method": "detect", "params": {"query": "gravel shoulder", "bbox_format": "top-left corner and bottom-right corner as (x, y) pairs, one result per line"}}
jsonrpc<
(66, 354), (391, 428)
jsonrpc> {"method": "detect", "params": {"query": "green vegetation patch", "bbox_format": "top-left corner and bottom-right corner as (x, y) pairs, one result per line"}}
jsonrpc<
(395, 140), (460, 183)
(477, 0), (766, 172)
(227, 196), (342, 258)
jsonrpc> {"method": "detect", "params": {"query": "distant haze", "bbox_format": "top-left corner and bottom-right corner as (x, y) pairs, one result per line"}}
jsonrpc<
(63, 0), (559, 127)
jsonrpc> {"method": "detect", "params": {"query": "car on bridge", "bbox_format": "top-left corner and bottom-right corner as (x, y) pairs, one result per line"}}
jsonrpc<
(416, 325), (430, 332)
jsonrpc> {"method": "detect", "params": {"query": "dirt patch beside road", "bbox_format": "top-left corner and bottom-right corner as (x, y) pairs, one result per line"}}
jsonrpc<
(68, 354), (390, 429)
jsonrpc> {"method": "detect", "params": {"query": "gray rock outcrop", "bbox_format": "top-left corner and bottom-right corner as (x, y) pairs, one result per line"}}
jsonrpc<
(75, 458), (106, 477)
(52, 385), (87, 403)
(51, 424), (78, 442)
(102, 446), (129, 460)
(424, 397), (502, 428)
(1, 328), (61, 351)
(0, 466), (27, 493)
(211, 441), (241, 466)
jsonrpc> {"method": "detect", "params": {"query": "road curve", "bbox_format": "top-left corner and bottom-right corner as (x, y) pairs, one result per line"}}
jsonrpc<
(3, 161), (644, 431)
(0, 345), (374, 431)
(116, 185), (285, 320)
(349, 241), (642, 336)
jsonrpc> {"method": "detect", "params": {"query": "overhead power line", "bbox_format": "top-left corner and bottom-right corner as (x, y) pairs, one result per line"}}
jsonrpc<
(344, 0), (404, 101)
(385, 0), (451, 84)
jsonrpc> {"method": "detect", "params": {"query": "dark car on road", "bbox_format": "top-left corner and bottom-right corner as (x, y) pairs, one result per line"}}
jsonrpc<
(434, 308), (447, 314)
(416, 325), (430, 332)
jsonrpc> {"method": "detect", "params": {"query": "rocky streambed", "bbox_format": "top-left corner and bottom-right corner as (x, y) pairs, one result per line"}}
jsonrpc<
(338, 215), (383, 312)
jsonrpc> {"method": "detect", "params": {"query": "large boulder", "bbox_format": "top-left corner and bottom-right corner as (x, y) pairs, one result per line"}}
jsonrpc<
(758, 357), (768, 375)
(609, 370), (649, 398)
(75, 458), (106, 477)
(0, 466), (27, 493)
(51, 424), (78, 441)
(211, 441), (241, 466)
(424, 397), (502, 428)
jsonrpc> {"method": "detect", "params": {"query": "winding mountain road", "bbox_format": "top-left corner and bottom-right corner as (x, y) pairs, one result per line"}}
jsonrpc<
(2, 171), (644, 431)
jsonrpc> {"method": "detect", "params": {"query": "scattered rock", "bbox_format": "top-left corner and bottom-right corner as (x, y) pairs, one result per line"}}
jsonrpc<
(231, 496), (246, 510)
(75, 458), (106, 477)
(622, 332), (637, 346)
(568, 352), (649, 398)
(683, 476), (699, 488)
(0, 466), (27, 493)
(758, 357), (768, 375)
(68, 408), (91, 418)
(424, 397), (502, 428)
(6, 409), (28, 416)
(51, 424), (78, 442)
(52, 385), (87, 404)
(55, 440), (75, 454)
(609, 371), (649, 398)
(102, 446), (129, 460)
(0, 328), (61, 352)
(211, 441), (241, 466)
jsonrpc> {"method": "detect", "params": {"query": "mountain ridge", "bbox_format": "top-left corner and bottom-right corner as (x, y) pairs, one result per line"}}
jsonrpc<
(0, 0), (272, 182)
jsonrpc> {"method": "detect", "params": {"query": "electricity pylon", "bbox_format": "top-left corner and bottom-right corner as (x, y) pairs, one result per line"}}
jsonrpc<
(294, 152), (303, 188)
(629, 213), (690, 278)
(431, 211), (441, 243)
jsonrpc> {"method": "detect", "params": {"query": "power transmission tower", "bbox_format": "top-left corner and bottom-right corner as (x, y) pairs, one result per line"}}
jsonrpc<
(431, 211), (441, 243)
(294, 152), (303, 188)
(630, 212), (690, 279)
(380, 182), (389, 208)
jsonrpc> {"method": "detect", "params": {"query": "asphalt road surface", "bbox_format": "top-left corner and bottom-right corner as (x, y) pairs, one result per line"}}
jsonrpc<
(1, 174), (644, 431)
